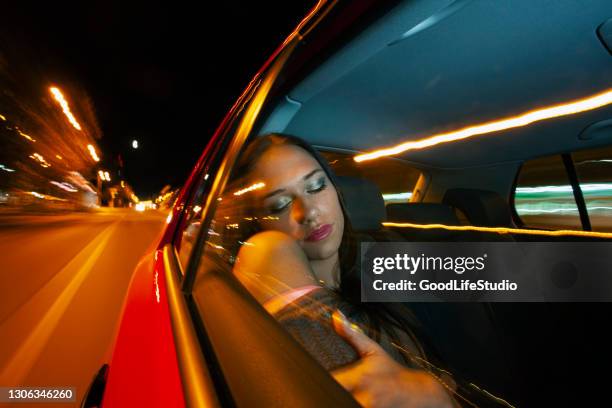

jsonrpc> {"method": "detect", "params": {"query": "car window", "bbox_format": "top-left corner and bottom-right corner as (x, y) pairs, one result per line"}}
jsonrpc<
(175, 92), (258, 271)
(319, 150), (421, 205)
(192, 133), (423, 354)
(513, 154), (582, 230)
(573, 145), (612, 232)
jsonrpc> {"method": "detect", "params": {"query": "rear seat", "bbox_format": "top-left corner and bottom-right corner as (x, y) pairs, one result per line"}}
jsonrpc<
(385, 189), (515, 242)
(335, 176), (402, 241)
(442, 188), (512, 227)
(385, 200), (519, 396)
(338, 184), (519, 395)
(386, 202), (468, 241)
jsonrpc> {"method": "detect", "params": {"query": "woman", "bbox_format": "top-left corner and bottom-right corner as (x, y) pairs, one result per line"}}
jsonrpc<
(230, 134), (455, 408)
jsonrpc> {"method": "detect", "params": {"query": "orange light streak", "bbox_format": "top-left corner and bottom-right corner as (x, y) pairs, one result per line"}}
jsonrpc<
(234, 182), (265, 196)
(29, 153), (51, 168)
(49, 87), (82, 131)
(355, 88), (612, 162)
(18, 130), (36, 142)
(382, 221), (612, 239)
(87, 144), (100, 162)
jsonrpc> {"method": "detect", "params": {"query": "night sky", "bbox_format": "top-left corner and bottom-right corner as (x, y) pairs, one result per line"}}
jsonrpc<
(1, 1), (313, 197)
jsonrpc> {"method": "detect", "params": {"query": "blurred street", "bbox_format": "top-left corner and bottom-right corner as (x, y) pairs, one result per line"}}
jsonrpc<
(0, 208), (166, 406)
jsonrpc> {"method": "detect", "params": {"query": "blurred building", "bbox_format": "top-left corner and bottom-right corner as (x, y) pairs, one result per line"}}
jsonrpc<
(0, 47), (103, 212)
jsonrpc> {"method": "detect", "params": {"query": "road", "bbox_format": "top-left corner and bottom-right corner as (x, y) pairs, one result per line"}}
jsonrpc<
(0, 208), (166, 407)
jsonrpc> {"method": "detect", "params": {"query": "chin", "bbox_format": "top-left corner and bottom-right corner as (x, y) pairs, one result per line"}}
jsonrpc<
(303, 239), (340, 261)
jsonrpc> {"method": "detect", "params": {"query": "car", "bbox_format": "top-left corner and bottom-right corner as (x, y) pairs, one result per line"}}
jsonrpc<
(83, 1), (612, 406)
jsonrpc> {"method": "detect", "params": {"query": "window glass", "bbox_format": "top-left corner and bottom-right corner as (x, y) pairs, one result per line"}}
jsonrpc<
(514, 154), (581, 230)
(319, 150), (421, 205)
(194, 134), (426, 363)
(573, 145), (612, 232)
(176, 176), (210, 268)
(192, 133), (505, 405)
(175, 92), (257, 271)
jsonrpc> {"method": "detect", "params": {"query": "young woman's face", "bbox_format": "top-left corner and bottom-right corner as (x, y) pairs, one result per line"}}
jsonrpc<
(250, 144), (344, 261)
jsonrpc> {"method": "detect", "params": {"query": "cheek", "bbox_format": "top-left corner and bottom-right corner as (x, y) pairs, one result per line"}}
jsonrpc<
(259, 216), (299, 237)
(324, 187), (344, 225)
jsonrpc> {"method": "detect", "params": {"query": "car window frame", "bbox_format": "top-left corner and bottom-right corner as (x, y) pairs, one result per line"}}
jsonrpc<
(172, 80), (262, 276)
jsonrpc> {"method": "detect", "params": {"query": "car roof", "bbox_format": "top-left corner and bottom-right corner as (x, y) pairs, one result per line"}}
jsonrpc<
(264, 0), (612, 169)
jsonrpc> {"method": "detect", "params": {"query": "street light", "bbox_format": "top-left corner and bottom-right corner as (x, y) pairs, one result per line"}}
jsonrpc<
(132, 140), (138, 149)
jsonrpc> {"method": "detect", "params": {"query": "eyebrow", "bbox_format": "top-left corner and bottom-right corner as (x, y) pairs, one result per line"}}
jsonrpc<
(262, 169), (324, 199)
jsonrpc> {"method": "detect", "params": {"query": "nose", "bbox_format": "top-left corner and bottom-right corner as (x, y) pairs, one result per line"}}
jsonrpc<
(291, 197), (318, 225)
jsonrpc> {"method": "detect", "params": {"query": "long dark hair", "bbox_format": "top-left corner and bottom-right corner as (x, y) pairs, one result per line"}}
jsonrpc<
(232, 134), (430, 359)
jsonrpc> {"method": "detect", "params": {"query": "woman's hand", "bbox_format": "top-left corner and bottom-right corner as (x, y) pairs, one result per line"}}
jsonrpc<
(331, 311), (454, 408)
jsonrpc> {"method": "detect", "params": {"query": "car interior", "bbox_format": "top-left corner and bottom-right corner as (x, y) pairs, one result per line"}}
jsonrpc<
(263, 0), (611, 404)
(184, 1), (612, 406)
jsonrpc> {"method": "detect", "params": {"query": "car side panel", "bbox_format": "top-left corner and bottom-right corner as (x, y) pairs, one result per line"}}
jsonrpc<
(102, 251), (185, 407)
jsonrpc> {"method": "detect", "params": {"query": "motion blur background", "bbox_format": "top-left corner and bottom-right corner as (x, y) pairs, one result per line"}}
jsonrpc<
(0, 1), (312, 403)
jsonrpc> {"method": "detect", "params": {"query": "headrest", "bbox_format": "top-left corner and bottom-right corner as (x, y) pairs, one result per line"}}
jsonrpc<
(335, 176), (385, 231)
(442, 188), (512, 227)
(386, 203), (460, 225)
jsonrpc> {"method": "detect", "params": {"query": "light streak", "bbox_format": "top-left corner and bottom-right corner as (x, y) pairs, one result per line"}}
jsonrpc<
(516, 205), (612, 214)
(575, 159), (612, 165)
(355, 88), (612, 162)
(49, 86), (82, 130)
(382, 192), (413, 201)
(154, 272), (160, 303)
(234, 182), (265, 196)
(18, 130), (36, 142)
(0, 164), (15, 173)
(50, 181), (78, 192)
(382, 221), (612, 239)
(29, 153), (51, 168)
(87, 144), (100, 162)
(516, 183), (612, 194)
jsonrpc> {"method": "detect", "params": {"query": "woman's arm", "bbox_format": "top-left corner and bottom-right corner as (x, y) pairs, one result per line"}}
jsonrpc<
(233, 230), (320, 304)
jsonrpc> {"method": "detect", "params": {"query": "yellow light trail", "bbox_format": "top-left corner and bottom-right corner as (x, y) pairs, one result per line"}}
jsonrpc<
(49, 86), (82, 131)
(382, 221), (612, 239)
(234, 182), (265, 196)
(18, 130), (36, 142)
(87, 144), (100, 162)
(0, 113), (6, 121)
(29, 153), (51, 168)
(355, 88), (612, 162)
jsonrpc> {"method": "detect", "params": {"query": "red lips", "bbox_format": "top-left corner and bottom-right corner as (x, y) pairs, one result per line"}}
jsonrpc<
(305, 224), (333, 242)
